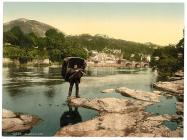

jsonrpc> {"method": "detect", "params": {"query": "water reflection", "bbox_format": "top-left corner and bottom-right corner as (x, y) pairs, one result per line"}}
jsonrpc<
(60, 104), (82, 128)
(45, 86), (56, 98)
(3, 65), (63, 89)
(86, 67), (152, 77)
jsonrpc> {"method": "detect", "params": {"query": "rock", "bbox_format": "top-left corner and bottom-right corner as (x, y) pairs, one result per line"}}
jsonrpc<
(101, 88), (115, 93)
(2, 118), (31, 132)
(115, 87), (161, 102)
(2, 108), (41, 133)
(3, 109), (17, 118)
(69, 97), (153, 113)
(153, 80), (184, 95)
(20, 114), (34, 123)
(55, 111), (149, 136)
(153, 90), (162, 94)
(176, 102), (183, 115)
(55, 129), (125, 137)
(55, 98), (183, 137)
(169, 77), (183, 81)
(175, 70), (184, 77)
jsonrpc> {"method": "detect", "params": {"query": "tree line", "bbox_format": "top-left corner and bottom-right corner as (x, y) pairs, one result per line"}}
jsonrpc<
(3, 26), (88, 63)
(3, 26), (159, 64)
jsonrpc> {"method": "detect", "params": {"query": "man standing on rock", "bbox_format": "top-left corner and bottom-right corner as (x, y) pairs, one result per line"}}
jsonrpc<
(61, 57), (86, 98)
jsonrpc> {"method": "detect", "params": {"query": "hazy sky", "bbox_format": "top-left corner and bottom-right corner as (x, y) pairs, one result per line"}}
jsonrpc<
(3, 2), (184, 45)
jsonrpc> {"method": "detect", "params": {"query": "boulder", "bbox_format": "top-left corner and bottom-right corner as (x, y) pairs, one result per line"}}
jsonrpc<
(2, 108), (41, 133)
(115, 87), (161, 102)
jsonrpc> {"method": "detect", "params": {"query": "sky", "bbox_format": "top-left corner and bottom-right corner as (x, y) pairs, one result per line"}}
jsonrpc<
(3, 2), (184, 46)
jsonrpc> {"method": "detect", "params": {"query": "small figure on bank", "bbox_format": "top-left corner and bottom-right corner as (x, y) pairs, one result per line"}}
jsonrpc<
(61, 57), (86, 98)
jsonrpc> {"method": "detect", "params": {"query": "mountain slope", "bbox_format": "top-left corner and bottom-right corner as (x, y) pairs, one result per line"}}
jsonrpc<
(3, 18), (57, 37)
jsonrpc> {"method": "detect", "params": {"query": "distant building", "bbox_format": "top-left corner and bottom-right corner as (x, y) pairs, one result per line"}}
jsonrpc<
(154, 56), (160, 61)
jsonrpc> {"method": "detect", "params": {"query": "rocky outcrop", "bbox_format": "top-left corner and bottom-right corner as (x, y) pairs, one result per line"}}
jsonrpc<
(2, 109), (41, 133)
(55, 97), (183, 137)
(175, 70), (184, 78)
(68, 97), (153, 113)
(115, 87), (161, 102)
(153, 80), (184, 95)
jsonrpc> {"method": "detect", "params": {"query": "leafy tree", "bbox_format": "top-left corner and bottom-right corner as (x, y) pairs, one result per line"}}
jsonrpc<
(3, 31), (18, 45)
(45, 29), (65, 49)
(150, 37), (184, 80)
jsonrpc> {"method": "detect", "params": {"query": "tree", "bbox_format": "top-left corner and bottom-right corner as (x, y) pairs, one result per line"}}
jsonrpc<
(45, 29), (65, 49)
(3, 31), (18, 45)
(150, 37), (184, 80)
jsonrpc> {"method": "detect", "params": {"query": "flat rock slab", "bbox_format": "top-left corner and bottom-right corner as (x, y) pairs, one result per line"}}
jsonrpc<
(55, 97), (183, 137)
(153, 80), (184, 95)
(2, 109), (41, 133)
(101, 88), (115, 93)
(68, 97), (153, 113)
(55, 109), (182, 137)
(115, 87), (161, 102)
(3, 109), (17, 118)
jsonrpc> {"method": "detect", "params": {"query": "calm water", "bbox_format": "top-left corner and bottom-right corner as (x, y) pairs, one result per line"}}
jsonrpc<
(2, 65), (177, 136)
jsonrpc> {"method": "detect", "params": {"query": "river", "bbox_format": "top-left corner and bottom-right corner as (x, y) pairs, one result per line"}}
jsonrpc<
(2, 65), (177, 136)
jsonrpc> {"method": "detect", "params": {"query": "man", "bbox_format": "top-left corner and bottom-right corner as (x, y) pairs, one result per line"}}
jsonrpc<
(67, 64), (84, 98)
(61, 57), (86, 98)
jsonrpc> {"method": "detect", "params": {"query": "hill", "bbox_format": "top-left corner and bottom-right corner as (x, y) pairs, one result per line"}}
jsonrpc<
(3, 18), (57, 37)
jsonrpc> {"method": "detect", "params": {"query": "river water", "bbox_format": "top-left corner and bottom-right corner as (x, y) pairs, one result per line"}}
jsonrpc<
(2, 65), (177, 136)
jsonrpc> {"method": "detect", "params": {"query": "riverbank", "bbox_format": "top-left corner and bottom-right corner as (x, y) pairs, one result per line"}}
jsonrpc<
(154, 70), (184, 100)
(3, 57), (148, 68)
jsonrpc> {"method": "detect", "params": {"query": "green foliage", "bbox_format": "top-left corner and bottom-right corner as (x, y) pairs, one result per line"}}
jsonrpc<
(3, 26), (88, 64)
(150, 38), (184, 80)
(63, 46), (88, 59)
(3, 31), (18, 45)
(45, 29), (65, 49)
(3, 26), (158, 64)
(48, 49), (63, 62)
(65, 34), (155, 60)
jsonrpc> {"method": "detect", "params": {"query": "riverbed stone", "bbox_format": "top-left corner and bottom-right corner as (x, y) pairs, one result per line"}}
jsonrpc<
(175, 70), (184, 77)
(153, 80), (184, 95)
(101, 88), (115, 93)
(115, 87), (161, 102)
(69, 97), (153, 113)
(55, 97), (183, 137)
(2, 108), (41, 133)
(3, 109), (17, 118)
